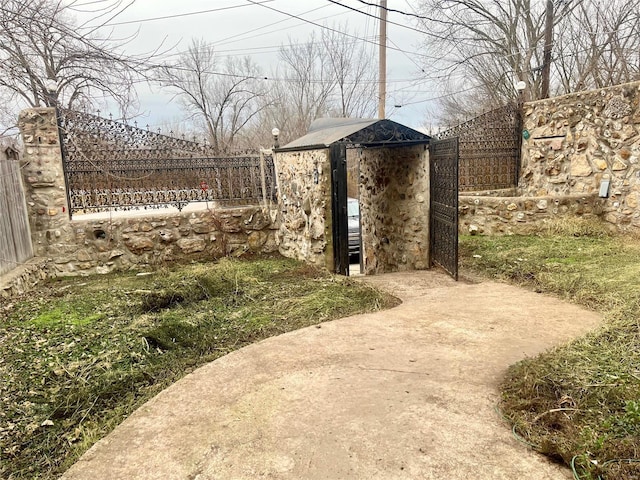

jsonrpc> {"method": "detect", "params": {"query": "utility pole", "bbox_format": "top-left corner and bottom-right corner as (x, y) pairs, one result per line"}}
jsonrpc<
(541, 0), (553, 99)
(378, 0), (387, 119)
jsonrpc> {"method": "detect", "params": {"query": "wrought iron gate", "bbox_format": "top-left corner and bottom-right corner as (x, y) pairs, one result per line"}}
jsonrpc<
(430, 137), (459, 280)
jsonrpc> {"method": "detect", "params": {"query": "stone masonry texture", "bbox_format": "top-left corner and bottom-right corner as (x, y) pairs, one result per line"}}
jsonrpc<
(519, 80), (640, 231)
(274, 149), (333, 270)
(357, 145), (430, 274)
(18, 107), (278, 277)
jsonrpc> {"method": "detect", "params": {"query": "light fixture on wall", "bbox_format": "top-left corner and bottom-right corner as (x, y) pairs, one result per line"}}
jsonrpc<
(272, 127), (280, 149)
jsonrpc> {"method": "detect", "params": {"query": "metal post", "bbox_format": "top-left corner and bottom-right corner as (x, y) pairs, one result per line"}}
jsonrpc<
(541, 0), (553, 99)
(378, 0), (387, 119)
(259, 149), (268, 206)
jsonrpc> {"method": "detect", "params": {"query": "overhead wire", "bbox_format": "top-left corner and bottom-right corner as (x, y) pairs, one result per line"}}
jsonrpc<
(355, 0), (437, 22)
(212, 4), (330, 47)
(129, 7), (350, 63)
(78, 1), (277, 28)
(155, 61), (425, 85)
(3, 1), (636, 119)
(325, 0), (450, 40)
(243, 0), (434, 60)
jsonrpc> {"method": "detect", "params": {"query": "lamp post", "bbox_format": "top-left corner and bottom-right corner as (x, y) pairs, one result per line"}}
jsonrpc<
(514, 80), (527, 185)
(45, 79), (58, 107)
(271, 127), (280, 149)
(515, 80), (526, 105)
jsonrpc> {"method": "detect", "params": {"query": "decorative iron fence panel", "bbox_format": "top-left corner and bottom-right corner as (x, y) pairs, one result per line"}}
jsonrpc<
(57, 110), (276, 215)
(0, 145), (33, 276)
(435, 104), (521, 192)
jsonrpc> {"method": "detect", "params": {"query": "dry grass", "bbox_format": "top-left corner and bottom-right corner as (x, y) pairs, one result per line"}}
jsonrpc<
(0, 256), (399, 480)
(461, 219), (640, 479)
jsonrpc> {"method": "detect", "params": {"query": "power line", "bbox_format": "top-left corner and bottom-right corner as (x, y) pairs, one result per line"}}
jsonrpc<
(353, 0), (436, 21)
(244, 0), (434, 60)
(156, 62), (425, 85)
(325, 0), (443, 39)
(326, 0), (498, 55)
(388, 37), (425, 74)
(213, 4), (330, 47)
(392, 85), (479, 107)
(84, 1), (276, 28)
(137, 7), (350, 63)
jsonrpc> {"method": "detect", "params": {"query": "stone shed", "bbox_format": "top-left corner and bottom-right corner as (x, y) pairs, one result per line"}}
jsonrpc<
(274, 118), (433, 276)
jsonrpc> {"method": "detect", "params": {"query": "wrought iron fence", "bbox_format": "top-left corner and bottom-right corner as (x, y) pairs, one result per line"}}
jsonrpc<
(57, 109), (276, 215)
(435, 103), (522, 192)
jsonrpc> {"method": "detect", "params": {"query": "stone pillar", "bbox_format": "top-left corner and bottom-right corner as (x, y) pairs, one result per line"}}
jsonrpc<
(18, 108), (72, 257)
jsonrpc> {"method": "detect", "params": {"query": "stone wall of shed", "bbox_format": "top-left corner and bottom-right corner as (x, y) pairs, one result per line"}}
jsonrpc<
(274, 149), (332, 269)
(358, 145), (430, 274)
(519, 81), (640, 231)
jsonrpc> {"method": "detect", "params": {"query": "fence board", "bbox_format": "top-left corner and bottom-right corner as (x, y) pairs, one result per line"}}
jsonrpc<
(0, 146), (33, 275)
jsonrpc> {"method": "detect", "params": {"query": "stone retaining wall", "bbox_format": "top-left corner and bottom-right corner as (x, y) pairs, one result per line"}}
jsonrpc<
(519, 81), (640, 231)
(0, 258), (48, 301)
(46, 207), (279, 276)
(459, 193), (604, 235)
(17, 107), (279, 278)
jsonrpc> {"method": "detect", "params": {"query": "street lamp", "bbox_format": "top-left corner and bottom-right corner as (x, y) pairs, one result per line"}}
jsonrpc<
(45, 79), (58, 107)
(272, 127), (280, 149)
(515, 80), (526, 104)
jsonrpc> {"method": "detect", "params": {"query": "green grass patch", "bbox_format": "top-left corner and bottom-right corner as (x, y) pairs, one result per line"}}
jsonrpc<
(30, 306), (104, 328)
(461, 223), (640, 479)
(0, 256), (399, 480)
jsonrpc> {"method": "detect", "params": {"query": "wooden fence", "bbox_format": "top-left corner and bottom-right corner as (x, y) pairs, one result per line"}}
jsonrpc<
(0, 142), (33, 275)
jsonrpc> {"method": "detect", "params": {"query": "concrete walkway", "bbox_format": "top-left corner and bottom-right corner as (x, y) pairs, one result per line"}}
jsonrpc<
(62, 271), (600, 480)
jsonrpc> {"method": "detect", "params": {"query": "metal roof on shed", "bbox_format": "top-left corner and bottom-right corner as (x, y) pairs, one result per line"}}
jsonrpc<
(278, 118), (430, 151)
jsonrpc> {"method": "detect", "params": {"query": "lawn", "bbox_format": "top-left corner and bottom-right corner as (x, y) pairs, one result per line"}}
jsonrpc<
(460, 220), (640, 480)
(0, 256), (399, 479)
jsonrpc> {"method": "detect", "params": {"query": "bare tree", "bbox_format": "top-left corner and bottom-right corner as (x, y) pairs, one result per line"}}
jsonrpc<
(0, 0), (151, 117)
(415, 0), (640, 122)
(273, 32), (337, 141)
(260, 26), (377, 144)
(153, 25), (377, 149)
(555, 0), (640, 92)
(155, 39), (269, 153)
(321, 27), (377, 119)
(418, 1), (547, 102)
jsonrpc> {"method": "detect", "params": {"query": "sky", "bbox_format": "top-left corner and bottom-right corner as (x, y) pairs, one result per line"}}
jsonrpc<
(79, 0), (435, 132)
